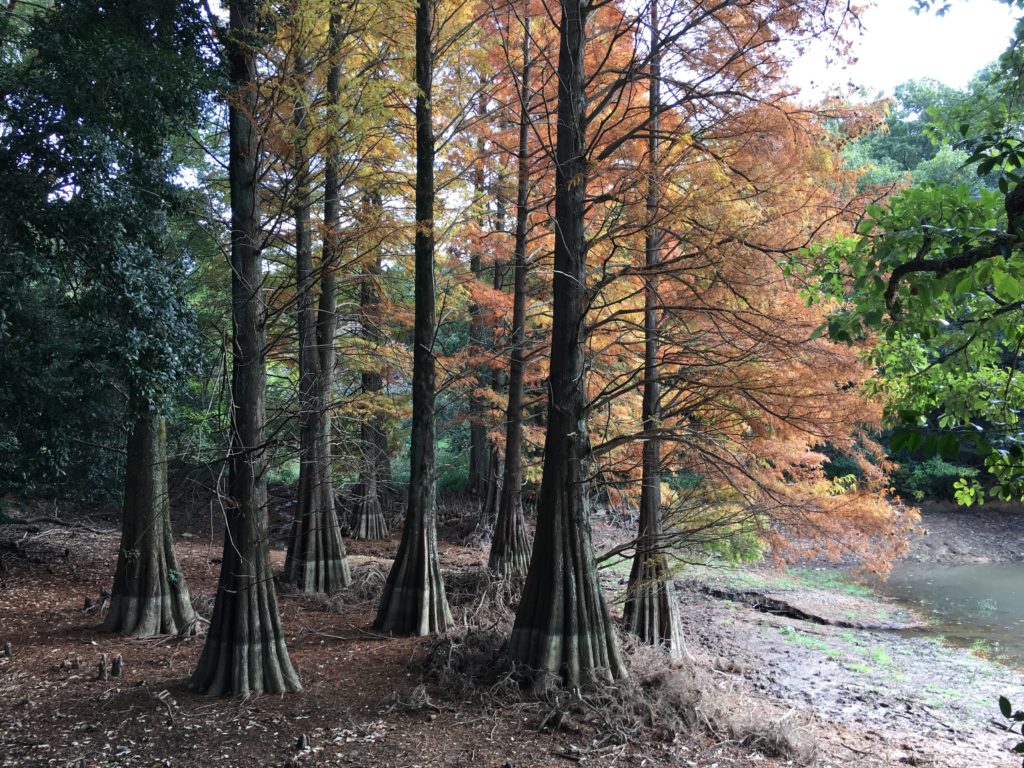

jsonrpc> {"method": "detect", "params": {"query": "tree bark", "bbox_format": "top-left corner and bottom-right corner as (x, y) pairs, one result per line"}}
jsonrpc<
(283, 43), (350, 594)
(489, 18), (533, 578)
(190, 0), (301, 696)
(374, 0), (452, 635)
(355, 225), (389, 540)
(508, 0), (625, 688)
(622, 0), (680, 657)
(468, 90), (489, 500)
(103, 403), (196, 637)
(480, 171), (507, 530)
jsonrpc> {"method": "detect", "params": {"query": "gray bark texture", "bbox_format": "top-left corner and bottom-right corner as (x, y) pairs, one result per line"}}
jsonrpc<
(489, 17), (533, 579)
(508, 0), (626, 688)
(190, 0), (301, 696)
(374, 0), (452, 635)
(282, 40), (350, 594)
(622, 0), (682, 658)
(103, 406), (196, 637)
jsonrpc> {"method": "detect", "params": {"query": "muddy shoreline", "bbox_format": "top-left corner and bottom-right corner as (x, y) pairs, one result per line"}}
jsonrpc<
(904, 501), (1024, 564)
(676, 566), (1024, 767)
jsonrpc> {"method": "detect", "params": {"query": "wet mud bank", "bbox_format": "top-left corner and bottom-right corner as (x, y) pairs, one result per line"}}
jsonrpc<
(906, 502), (1024, 565)
(678, 566), (1024, 767)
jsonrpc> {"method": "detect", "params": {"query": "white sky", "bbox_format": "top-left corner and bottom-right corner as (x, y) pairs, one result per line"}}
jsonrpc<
(790, 0), (1019, 97)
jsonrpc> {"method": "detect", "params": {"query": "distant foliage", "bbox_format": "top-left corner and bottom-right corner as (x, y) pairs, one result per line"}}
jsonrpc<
(891, 456), (980, 502)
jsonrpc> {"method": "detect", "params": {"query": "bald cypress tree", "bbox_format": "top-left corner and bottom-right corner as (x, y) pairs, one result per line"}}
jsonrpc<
(190, 0), (301, 696)
(622, 0), (681, 657)
(508, 0), (626, 687)
(353, 228), (390, 541)
(282, 19), (350, 595)
(489, 16), (533, 579)
(0, 0), (205, 638)
(104, 404), (196, 637)
(374, 0), (452, 635)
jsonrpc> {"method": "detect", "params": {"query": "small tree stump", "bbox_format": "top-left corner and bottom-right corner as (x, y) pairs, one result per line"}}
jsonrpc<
(2, 641), (11, 658)
(111, 654), (123, 677)
(97, 653), (108, 681)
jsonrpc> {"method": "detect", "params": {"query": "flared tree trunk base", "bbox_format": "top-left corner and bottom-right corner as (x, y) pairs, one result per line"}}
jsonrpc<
(190, 533), (302, 697)
(509, 489), (626, 689)
(375, 518), (452, 635)
(102, 556), (196, 638)
(104, 408), (196, 638)
(623, 554), (682, 660)
(283, 487), (351, 595)
(353, 474), (389, 540)
(488, 495), (530, 579)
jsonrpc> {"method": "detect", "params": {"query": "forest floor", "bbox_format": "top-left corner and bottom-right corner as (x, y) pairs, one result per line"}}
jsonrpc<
(0, 492), (1021, 767)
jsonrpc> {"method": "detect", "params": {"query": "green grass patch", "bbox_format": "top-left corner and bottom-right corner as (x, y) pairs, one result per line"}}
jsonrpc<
(777, 626), (840, 657)
(706, 564), (874, 598)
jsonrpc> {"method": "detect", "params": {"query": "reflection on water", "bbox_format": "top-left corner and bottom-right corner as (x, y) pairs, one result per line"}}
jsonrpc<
(873, 563), (1024, 667)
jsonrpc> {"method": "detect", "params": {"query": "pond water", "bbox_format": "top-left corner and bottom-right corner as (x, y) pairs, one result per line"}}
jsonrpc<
(872, 563), (1024, 667)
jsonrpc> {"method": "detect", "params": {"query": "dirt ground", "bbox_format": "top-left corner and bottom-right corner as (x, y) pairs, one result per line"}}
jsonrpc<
(2, 494), (1023, 767)
(903, 501), (1024, 564)
(0, 495), (788, 768)
(679, 571), (1024, 768)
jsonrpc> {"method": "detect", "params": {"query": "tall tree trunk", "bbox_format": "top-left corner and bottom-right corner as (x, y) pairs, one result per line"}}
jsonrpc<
(354, 204), (389, 540)
(509, 0), (625, 687)
(467, 90), (489, 500)
(480, 171), (507, 529)
(622, 0), (681, 657)
(283, 45), (350, 594)
(190, 0), (301, 696)
(374, 0), (452, 635)
(103, 401), (196, 637)
(489, 17), (533, 577)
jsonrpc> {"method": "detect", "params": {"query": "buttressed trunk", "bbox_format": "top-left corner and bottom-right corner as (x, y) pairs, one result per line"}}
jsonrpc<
(489, 16), (533, 579)
(374, 0), (451, 635)
(508, 0), (625, 688)
(622, 0), (681, 658)
(354, 233), (389, 541)
(190, 0), (300, 697)
(103, 404), (195, 637)
(283, 44), (350, 594)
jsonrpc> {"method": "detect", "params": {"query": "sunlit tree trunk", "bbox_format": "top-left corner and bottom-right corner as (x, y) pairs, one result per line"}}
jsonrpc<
(103, 401), (195, 637)
(190, 0), (301, 696)
(622, 0), (681, 657)
(489, 18), (533, 578)
(509, 0), (625, 687)
(375, 0), (452, 634)
(283, 43), (350, 594)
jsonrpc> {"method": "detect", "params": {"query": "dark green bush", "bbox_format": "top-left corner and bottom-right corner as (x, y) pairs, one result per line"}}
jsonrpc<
(890, 455), (979, 502)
